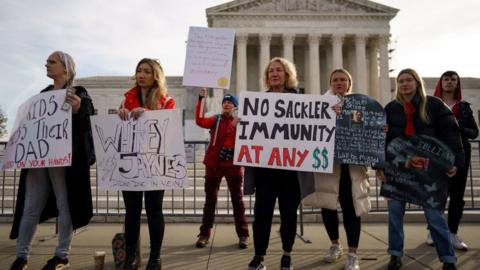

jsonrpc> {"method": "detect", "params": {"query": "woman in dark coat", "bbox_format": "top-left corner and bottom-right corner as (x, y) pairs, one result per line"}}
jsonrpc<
(377, 68), (463, 270)
(9, 51), (95, 270)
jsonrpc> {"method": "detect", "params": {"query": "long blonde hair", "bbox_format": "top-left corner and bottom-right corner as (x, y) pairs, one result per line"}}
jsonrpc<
(262, 57), (298, 90)
(395, 68), (429, 123)
(134, 58), (168, 110)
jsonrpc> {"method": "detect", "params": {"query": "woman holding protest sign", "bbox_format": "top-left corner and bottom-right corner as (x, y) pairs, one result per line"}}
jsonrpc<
(376, 68), (463, 270)
(9, 51), (95, 270)
(194, 88), (249, 249)
(117, 58), (175, 270)
(302, 68), (370, 270)
(245, 57), (308, 270)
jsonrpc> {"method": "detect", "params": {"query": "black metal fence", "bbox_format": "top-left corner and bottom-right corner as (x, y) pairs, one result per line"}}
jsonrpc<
(1, 140), (479, 220)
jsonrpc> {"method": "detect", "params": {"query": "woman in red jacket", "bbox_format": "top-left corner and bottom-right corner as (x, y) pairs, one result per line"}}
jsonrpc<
(117, 58), (175, 270)
(195, 88), (249, 249)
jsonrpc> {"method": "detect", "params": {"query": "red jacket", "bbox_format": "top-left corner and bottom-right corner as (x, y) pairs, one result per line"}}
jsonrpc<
(195, 98), (236, 168)
(122, 86), (175, 110)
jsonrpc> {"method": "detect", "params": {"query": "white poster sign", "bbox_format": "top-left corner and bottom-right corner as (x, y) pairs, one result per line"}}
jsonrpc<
(2, 90), (72, 170)
(91, 109), (188, 191)
(234, 91), (338, 173)
(182, 26), (235, 89)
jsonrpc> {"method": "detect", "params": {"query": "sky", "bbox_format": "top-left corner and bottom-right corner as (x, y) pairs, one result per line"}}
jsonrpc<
(0, 0), (479, 132)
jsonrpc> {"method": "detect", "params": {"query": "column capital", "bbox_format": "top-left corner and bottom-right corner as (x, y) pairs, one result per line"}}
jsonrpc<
(259, 33), (272, 43)
(282, 33), (295, 43)
(331, 34), (344, 43)
(355, 34), (368, 43)
(236, 33), (248, 43)
(378, 34), (390, 45)
(307, 33), (321, 44)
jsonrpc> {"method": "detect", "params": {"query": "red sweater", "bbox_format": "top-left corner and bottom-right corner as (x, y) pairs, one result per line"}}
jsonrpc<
(195, 98), (236, 168)
(122, 86), (175, 110)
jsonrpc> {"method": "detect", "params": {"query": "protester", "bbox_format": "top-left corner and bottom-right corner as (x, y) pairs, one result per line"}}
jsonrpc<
(194, 88), (249, 249)
(302, 69), (370, 270)
(9, 51), (95, 270)
(377, 68), (464, 270)
(245, 57), (312, 270)
(426, 71), (479, 250)
(118, 58), (175, 270)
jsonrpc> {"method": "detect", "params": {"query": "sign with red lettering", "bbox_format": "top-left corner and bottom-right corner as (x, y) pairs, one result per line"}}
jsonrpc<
(234, 91), (338, 173)
(2, 90), (72, 170)
(91, 109), (188, 191)
(182, 26), (235, 89)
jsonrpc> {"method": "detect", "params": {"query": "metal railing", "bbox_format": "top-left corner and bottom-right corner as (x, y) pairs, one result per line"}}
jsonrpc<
(0, 140), (479, 220)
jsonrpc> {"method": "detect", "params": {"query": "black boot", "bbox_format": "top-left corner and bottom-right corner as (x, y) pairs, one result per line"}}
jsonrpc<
(124, 245), (138, 270)
(145, 247), (161, 270)
(388, 255), (402, 270)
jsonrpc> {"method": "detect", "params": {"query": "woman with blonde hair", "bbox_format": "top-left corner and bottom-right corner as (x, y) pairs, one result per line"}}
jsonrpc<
(245, 57), (307, 270)
(118, 58), (175, 270)
(303, 68), (370, 270)
(9, 51), (95, 270)
(376, 68), (463, 270)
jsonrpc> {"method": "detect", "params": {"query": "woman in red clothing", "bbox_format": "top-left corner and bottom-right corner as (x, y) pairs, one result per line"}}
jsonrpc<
(117, 58), (175, 270)
(195, 88), (249, 249)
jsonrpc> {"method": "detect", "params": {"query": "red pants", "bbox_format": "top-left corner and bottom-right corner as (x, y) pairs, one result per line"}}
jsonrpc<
(199, 162), (249, 238)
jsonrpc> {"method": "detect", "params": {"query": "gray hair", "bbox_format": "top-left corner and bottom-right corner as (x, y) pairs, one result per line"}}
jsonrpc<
(51, 51), (76, 88)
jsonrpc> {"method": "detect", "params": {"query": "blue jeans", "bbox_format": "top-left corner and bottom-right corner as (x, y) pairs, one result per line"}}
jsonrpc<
(387, 200), (456, 264)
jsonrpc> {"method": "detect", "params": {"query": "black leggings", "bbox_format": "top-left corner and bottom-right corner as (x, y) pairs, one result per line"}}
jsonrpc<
(122, 190), (165, 250)
(321, 165), (361, 248)
(447, 148), (471, 234)
(253, 168), (301, 256)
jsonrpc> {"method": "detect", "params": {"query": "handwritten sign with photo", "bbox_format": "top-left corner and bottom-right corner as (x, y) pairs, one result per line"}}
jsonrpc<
(2, 90), (72, 170)
(380, 135), (455, 209)
(182, 26), (235, 89)
(334, 94), (386, 166)
(91, 109), (188, 191)
(234, 91), (338, 173)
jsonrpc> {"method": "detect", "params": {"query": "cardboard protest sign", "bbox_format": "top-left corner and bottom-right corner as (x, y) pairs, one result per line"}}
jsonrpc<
(182, 26), (235, 89)
(234, 91), (338, 173)
(91, 109), (188, 191)
(334, 94), (386, 166)
(2, 90), (72, 170)
(380, 135), (455, 209)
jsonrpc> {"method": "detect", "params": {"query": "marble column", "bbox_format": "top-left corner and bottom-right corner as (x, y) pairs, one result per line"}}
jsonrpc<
(259, 33), (272, 89)
(282, 33), (295, 62)
(332, 34), (344, 69)
(368, 39), (380, 100)
(308, 34), (321, 95)
(379, 35), (391, 105)
(236, 34), (248, 93)
(355, 34), (368, 94)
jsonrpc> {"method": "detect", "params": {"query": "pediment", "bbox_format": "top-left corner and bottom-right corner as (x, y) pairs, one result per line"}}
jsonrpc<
(207, 0), (398, 15)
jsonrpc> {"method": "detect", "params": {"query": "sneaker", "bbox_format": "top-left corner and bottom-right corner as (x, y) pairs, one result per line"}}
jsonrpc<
(450, 233), (468, 251)
(10, 258), (28, 270)
(41, 256), (69, 270)
(280, 255), (293, 270)
(247, 255), (266, 270)
(443, 263), (457, 270)
(196, 235), (209, 248)
(345, 253), (359, 270)
(425, 232), (434, 246)
(387, 255), (402, 270)
(324, 244), (343, 263)
(238, 236), (249, 249)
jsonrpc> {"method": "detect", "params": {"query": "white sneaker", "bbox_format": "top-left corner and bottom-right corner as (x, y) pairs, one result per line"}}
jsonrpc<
(345, 253), (360, 270)
(425, 232), (434, 246)
(324, 244), (343, 263)
(451, 233), (468, 251)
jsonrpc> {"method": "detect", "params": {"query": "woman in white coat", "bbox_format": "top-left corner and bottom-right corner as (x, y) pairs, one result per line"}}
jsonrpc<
(302, 68), (370, 270)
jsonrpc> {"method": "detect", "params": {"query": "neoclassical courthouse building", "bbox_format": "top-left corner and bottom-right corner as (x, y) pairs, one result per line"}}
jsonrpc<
(76, 0), (480, 140)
